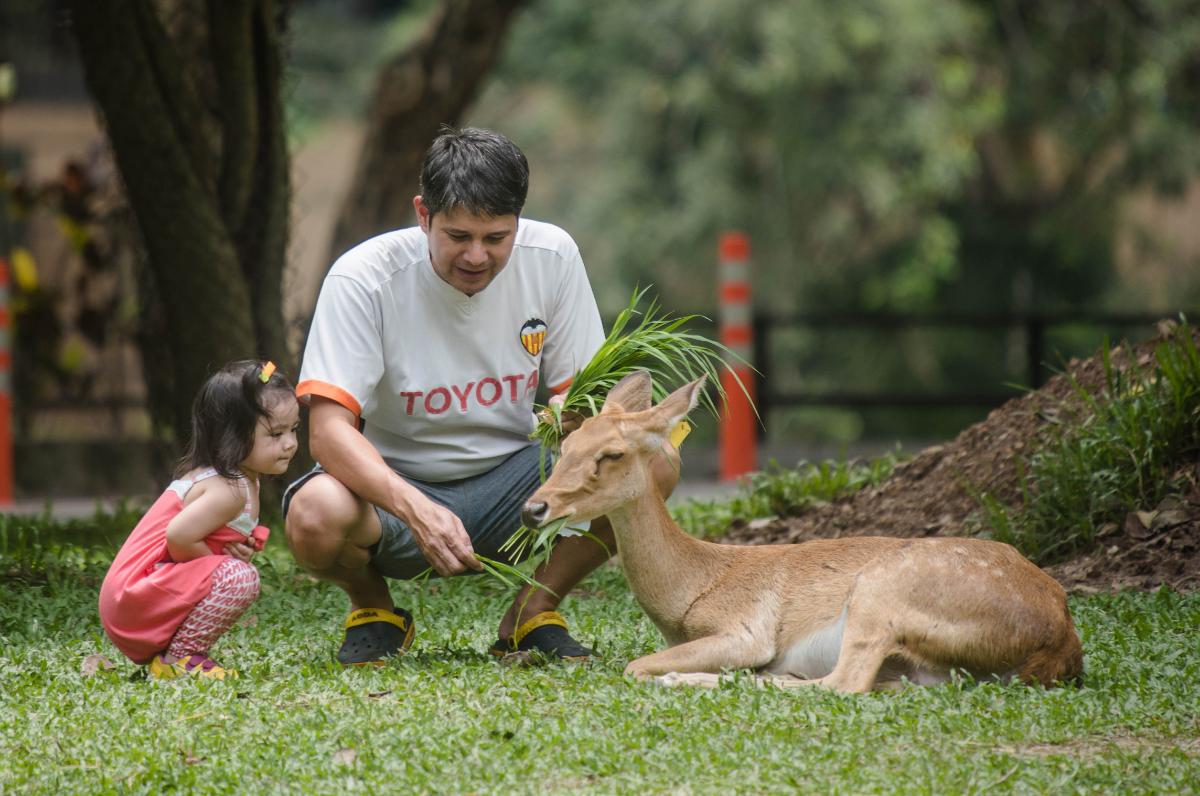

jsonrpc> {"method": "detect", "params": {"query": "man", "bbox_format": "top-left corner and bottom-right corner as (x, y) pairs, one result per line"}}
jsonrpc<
(285, 128), (677, 665)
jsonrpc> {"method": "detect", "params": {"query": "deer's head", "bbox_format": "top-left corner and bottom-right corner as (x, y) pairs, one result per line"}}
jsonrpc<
(522, 371), (705, 528)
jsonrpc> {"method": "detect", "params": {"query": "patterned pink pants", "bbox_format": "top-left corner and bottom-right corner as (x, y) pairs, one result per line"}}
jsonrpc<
(167, 558), (260, 658)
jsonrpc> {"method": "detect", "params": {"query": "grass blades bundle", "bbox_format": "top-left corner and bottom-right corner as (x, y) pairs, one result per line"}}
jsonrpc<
(500, 287), (754, 587)
(530, 286), (753, 451)
(410, 553), (558, 597)
(499, 517), (568, 566)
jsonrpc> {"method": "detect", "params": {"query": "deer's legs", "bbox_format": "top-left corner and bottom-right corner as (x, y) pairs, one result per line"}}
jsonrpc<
(647, 672), (726, 688)
(810, 543), (1081, 692)
(811, 570), (951, 693)
(625, 633), (771, 682)
(812, 633), (896, 694)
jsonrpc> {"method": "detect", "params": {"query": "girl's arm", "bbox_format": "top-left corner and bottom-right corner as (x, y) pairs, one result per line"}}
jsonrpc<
(165, 479), (245, 562)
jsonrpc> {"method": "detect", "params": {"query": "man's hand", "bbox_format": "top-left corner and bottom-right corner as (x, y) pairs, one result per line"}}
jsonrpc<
(224, 540), (256, 562)
(403, 494), (483, 576)
(548, 393), (586, 438)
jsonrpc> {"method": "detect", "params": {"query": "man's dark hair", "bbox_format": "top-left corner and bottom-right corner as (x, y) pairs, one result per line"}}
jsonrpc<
(175, 359), (295, 479)
(419, 127), (529, 219)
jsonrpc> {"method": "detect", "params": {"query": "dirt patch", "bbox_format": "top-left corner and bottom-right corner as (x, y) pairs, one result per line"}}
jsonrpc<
(720, 322), (1200, 593)
(1042, 482), (1200, 593)
(998, 733), (1200, 758)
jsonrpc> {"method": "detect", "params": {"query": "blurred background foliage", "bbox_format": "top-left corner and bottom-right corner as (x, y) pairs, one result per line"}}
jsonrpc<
(291, 0), (1200, 314)
(287, 0), (1200, 441)
(3, 0), (1200, 496)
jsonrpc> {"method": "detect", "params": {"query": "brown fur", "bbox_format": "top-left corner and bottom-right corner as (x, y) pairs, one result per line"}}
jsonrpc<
(523, 374), (1084, 693)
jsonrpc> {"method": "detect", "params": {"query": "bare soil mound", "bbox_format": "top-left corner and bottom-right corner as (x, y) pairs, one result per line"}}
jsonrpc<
(720, 323), (1200, 593)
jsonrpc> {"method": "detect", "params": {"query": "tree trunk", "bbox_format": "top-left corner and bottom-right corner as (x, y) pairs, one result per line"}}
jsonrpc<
(68, 0), (292, 446)
(327, 0), (529, 262)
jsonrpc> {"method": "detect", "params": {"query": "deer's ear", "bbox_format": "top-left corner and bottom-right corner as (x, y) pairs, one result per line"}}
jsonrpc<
(649, 375), (706, 430)
(601, 370), (653, 414)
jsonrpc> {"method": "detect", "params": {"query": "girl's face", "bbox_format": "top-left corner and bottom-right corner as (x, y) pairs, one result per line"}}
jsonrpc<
(241, 393), (301, 477)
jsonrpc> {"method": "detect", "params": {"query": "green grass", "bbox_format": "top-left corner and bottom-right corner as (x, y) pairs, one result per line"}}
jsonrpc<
(671, 454), (900, 538)
(0, 502), (146, 580)
(2, 531), (1198, 793)
(973, 321), (1200, 563)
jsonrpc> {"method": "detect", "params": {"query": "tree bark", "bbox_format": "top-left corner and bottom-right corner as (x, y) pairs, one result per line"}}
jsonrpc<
(68, 0), (292, 445)
(327, 0), (529, 262)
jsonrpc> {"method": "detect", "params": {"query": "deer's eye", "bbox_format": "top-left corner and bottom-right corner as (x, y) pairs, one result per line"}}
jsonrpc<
(593, 450), (624, 475)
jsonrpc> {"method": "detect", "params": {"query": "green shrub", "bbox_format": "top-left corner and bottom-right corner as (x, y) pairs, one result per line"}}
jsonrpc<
(975, 321), (1200, 563)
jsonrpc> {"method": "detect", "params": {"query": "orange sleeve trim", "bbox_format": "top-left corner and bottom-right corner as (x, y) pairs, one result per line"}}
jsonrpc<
(296, 380), (362, 418)
(548, 376), (574, 395)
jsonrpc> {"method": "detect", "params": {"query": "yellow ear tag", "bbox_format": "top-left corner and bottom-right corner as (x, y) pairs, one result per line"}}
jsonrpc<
(669, 420), (692, 448)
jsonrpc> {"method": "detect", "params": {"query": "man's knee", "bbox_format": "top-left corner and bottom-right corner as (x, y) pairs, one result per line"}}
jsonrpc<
(284, 475), (361, 572)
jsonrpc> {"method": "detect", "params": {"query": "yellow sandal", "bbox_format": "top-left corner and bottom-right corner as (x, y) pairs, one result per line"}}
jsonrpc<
(148, 654), (236, 680)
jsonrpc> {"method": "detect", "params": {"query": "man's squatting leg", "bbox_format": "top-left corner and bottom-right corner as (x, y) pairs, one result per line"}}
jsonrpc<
(284, 473), (394, 610)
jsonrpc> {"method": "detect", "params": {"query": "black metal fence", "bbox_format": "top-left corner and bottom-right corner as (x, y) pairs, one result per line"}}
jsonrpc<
(748, 310), (1192, 417)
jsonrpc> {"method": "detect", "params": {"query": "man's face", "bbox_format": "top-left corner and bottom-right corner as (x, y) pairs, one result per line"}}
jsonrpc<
(416, 197), (518, 297)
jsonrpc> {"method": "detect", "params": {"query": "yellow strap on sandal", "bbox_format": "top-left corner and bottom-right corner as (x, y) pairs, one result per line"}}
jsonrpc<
(512, 611), (568, 648)
(345, 608), (409, 632)
(147, 655), (183, 680)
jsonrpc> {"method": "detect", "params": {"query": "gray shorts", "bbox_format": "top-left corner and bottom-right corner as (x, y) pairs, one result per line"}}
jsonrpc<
(282, 442), (554, 580)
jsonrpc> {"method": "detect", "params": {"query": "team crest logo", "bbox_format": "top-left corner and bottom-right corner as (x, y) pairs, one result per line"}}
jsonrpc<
(519, 318), (547, 356)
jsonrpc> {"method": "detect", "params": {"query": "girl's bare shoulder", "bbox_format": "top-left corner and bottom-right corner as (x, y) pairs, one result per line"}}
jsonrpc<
(180, 470), (248, 513)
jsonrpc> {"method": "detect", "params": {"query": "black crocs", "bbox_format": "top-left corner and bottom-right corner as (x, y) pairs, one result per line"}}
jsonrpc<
(337, 607), (415, 666)
(489, 611), (594, 662)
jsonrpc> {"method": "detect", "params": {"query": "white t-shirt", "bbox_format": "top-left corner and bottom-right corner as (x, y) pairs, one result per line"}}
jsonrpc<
(298, 219), (605, 482)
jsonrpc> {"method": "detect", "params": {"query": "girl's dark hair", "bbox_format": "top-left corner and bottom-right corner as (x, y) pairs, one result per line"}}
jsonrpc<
(175, 360), (295, 479)
(419, 127), (529, 219)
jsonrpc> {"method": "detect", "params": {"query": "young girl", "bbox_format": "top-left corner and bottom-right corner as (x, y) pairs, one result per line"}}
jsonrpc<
(99, 360), (300, 680)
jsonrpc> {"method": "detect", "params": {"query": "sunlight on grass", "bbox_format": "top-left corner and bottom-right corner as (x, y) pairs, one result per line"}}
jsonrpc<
(2, 533), (1198, 793)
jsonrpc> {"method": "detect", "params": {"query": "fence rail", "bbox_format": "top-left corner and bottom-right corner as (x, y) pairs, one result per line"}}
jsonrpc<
(749, 310), (1192, 418)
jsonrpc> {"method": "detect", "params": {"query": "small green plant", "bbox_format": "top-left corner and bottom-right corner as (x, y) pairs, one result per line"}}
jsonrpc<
(672, 454), (901, 538)
(974, 320), (1200, 563)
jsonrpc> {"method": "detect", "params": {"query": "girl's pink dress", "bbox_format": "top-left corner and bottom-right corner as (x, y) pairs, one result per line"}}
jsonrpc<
(99, 469), (269, 664)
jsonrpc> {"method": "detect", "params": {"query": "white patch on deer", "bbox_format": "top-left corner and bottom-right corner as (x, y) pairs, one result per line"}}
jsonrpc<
(766, 608), (848, 679)
(903, 667), (953, 686)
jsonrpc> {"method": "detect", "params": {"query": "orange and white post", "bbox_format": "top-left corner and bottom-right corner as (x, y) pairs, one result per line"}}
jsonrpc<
(718, 231), (758, 481)
(0, 255), (11, 505)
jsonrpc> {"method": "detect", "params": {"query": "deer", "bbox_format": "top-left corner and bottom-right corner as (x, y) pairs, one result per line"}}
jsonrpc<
(521, 372), (1084, 693)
